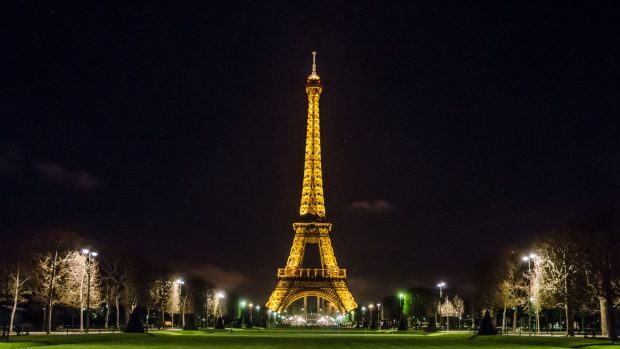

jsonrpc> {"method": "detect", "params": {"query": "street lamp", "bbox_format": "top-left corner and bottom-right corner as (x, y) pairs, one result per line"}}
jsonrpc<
(436, 282), (446, 298)
(522, 253), (537, 336)
(249, 303), (254, 327)
(399, 293), (404, 318)
(240, 301), (246, 327)
(215, 292), (225, 328)
(255, 305), (260, 327)
(437, 282), (446, 330)
(377, 303), (382, 327)
(361, 306), (367, 328)
(82, 249), (98, 333)
(368, 304), (374, 328)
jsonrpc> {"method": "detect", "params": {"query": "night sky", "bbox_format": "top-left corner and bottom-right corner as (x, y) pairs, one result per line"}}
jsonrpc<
(2, 2), (617, 304)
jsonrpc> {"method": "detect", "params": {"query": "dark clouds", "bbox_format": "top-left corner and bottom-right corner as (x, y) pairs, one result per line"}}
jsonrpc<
(35, 161), (100, 188)
(349, 200), (394, 211)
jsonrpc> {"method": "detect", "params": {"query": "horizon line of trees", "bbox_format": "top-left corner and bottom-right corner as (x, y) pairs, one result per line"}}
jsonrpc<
(480, 211), (619, 339)
(0, 230), (236, 334)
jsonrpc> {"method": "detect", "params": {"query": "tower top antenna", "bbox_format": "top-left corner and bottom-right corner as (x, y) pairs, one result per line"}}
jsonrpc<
(312, 51), (317, 76)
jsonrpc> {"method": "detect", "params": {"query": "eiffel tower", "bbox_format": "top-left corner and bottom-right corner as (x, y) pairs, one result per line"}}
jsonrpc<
(266, 52), (357, 316)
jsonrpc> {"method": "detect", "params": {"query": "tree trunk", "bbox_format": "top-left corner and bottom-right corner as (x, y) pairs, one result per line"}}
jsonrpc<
(9, 266), (20, 333)
(124, 307), (131, 326)
(146, 307), (150, 329)
(565, 300), (575, 336)
(79, 272), (84, 332)
(564, 264), (575, 337)
(600, 297), (609, 337)
(181, 292), (188, 328)
(536, 310), (540, 334)
(502, 307), (507, 334)
(115, 296), (120, 329)
(47, 248), (59, 334)
(104, 303), (110, 329)
(512, 309), (517, 333)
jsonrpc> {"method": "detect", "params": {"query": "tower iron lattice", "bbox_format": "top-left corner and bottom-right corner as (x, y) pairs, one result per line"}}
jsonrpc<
(265, 52), (357, 314)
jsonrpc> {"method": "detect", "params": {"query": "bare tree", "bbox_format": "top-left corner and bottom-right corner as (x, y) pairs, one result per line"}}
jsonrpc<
(4, 263), (32, 333)
(580, 213), (620, 339)
(534, 231), (585, 336)
(56, 251), (102, 332)
(528, 254), (545, 335)
(437, 295), (465, 330)
(100, 257), (136, 329)
(149, 279), (172, 328)
(497, 253), (528, 333)
(35, 247), (72, 334)
(31, 231), (87, 334)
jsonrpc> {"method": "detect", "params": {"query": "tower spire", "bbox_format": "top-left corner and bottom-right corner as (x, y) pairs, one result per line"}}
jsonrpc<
(312, 51), (317, 76)
(300, 51), (324, 220)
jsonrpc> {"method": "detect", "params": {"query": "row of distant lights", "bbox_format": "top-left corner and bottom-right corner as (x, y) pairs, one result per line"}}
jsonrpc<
(360, 303), (381, 312)
(81, 248), (98, 257)
(239, 301), (259, 310)
(281, 314), (345, 322)
(279, 255), (537, 318)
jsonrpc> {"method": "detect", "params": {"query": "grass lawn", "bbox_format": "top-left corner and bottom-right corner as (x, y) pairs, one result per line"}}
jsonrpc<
(1, 329), (618, 349)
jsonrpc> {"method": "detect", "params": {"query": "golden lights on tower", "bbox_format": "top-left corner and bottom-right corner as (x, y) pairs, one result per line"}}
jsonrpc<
(266, 52), (357, 314)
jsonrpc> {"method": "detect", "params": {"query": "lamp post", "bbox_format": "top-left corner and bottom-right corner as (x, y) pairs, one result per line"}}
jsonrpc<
(361, 306), (366, 328)
(255, 305), (260, 327)
(398, 293), (404, 324)
(368, 304), (374, 329)
(437, 282), (446, 330)
(249, 303), (254, 327)
(240, 301), (246, 327)
(377, 303), (382, 328)
(437, 282), (446, 298)
(82, 249), (98, 333)
(522, 253), (537, 336)
(216, 292), (225, 328)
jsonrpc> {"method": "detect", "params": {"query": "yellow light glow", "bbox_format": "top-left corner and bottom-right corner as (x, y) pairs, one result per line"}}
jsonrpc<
(266, 52), (357, 314)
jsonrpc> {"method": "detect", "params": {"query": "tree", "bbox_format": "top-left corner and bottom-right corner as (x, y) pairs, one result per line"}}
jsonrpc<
(31, 230), (86, 334)
(580, 212), (620, 339)
(3, 263), (32, 333)
(452, 295), (465, 325)
(149, 279), (171, 328)
(534, 230), (585, 336)
(100, 257), (136, 329)
(496, 252), (528, 333)
(169, 281), (181, 328)
(55, 251), (101, 332)
(527, 254), (545, 335)
(438, 295), (465, 330)
(35, 247), (72, 334)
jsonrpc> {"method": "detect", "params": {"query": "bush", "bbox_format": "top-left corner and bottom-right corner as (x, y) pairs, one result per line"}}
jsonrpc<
(425, 318), (437, 332)
(124, 310), (144, 333)
(477, 310), (497, 335)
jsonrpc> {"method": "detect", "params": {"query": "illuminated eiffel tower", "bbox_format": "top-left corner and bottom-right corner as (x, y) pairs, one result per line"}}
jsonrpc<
(266, 52), (357, 316)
